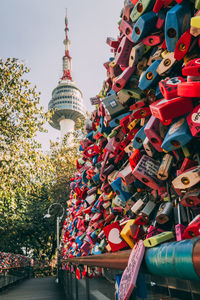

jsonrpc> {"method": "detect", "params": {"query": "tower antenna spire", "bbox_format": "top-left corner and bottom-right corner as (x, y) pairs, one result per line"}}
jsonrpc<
(62, 8), (72, 81)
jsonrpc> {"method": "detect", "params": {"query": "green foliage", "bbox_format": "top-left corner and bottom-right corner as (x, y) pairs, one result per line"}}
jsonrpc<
(0, 58), (82, 261)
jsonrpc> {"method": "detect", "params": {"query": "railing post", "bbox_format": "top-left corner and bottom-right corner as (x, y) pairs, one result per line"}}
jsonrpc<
(75, 276), (79, 300)
(85, 276), (90, 300)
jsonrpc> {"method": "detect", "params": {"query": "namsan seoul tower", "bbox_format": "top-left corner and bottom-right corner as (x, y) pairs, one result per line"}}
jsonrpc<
(48, 11), (85, 139)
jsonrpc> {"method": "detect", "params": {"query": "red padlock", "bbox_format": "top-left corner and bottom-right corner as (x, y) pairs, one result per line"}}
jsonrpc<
(187, 104), (200, 137)
(178, 81), (200, 98)
(174, 29), (192, 61)
(182, 58), (200, 76)
(159, 77), (186, 100)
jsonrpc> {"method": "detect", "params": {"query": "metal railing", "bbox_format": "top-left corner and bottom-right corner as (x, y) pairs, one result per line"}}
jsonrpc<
(59, 243), (200, 300)
(0, 266), (31, 290)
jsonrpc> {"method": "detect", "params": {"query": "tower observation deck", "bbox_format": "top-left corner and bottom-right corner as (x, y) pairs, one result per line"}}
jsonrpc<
(48, 11), (86, 139)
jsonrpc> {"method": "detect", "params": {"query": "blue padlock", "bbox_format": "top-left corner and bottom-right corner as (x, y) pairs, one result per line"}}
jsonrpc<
(165, 2), (191, 52)
(138, 59), (161, 91)
(92, 155), (98, 166)
(161, 117), (193, 152)
(92, 173), (101, 185)
(109, 112), (131, 128)
(132, 124), (146, 149)
(111, 177), (132, 202)
(132, 11), (157, 43)
(75, 236), (83, 247)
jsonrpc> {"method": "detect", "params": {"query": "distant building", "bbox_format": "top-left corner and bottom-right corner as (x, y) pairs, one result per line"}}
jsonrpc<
(48, 12), (85, 139)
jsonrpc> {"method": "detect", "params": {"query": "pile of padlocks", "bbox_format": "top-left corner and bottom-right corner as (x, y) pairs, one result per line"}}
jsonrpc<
(60, 0), (200, 284)
(0, 252), (31, 270)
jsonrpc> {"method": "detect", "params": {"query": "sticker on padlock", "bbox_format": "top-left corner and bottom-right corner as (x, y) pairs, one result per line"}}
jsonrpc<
(132, 155), (165, 190)
(161, 117), (193, 152)
(138, 59), (161, 91)
(143, 231), (174, 247)
(172, 166), (200, 190)
(149, 97), (193, 126)
(165, 2), (191, 52)
(187, 104), (200, 138)
(102, 94), (128, 120)
(132, 12), (157, 44)
(159, 77), (186, 100)
(103, 221), (128, 252)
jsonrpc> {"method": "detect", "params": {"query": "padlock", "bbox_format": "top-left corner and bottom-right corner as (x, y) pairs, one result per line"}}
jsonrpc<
(187, 104), (200, 138)
(102, 94), (128, 120)
(156, 52), (177, 76)
(150, 97), (193, 126)
(115, 36), (134, 67)
(111, 177), (132, 202)
(122, 3), (134, 22)
(157, 153), (173, 181)
(138, 59), (161, 91)
(109, 61), (123, 79)
(120, 219), (136, 248)
(159, 77), (186, 100)
(129, 42), (150, 67)
(139, 200), (156, 222)
(131, 107), (151, 119)
(132, 125), (146, 149)
(155, 201), (173, 224)
(175, 202), (186, 241)
(133, 155), (166, 192)
(142, 33), (164, 47)
(143, 137), (156, 157)
(143, 231), (174, 247)
(112, 66), (135, 93)
(119, 163), (136, 186)
(182, 58), (200, 76)
(130, 99), (146, 111)
(172, 166), (200, 190)
(182, 214), (200, 239)
(132, 12), (157, 44)
(165, 2), (191, 52)
(131, 199), (145, 214)
(109, 112), (131, 128)
(147, 47), (163, 66)
(174, 29), (192, 61)
(103, 221), (128, 252)
(153, 0), (174, 13)
(177, 158), (198, 177)
(119, 19), (134, 42)
(90, 96), (101, 105)
(161, 117), (193, 152)
(130, 0), (155, 23)
(146, 220), (164, 238)
(144, 116), (166, 152)
(137, 57), (149, 76)
(180, 189), (200, 207)
(129, 149), (142, 170)
(106, 37), (120, 50)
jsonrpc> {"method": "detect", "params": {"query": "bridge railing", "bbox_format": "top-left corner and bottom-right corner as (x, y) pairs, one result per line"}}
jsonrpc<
(0, 252), (31, 291)
(59, 245), (200, 300)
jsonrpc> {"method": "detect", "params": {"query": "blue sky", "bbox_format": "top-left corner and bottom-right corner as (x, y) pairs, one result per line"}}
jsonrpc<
(0, 0), (123, 150)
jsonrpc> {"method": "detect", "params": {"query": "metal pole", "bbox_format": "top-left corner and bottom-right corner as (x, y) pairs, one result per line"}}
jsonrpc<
(56, 216), (60, 283)
(75, 276), (79, 300)
(85, 276), (90, 300)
